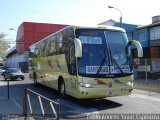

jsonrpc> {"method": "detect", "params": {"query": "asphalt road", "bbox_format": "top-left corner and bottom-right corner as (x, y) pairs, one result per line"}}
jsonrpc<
(0, 74), (160, 120)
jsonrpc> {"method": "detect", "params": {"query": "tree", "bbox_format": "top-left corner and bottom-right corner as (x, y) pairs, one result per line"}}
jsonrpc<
(0, 33), (10, 60)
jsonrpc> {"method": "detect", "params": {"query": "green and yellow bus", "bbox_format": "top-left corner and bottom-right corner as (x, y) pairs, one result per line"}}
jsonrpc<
(29, 25), (143, 99)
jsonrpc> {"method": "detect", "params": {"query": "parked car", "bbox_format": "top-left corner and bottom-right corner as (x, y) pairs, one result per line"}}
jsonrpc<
(0, 68), (5, 75)
(0, 66), (9, 76)
(3, 68), (25, 80)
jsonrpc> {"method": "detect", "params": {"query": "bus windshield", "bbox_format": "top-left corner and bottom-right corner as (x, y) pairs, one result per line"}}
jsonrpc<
(76, 29), (132, 77)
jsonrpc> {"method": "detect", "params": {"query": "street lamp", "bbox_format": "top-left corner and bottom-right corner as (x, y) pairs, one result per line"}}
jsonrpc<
(108, 6), (122, 27)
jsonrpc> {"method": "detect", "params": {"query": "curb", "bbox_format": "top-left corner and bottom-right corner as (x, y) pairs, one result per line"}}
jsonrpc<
(134, 85), (160, 93)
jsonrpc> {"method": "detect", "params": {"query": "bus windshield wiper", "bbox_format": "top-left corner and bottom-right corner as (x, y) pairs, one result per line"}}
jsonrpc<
(96, 57), (106, 74)
(108, 48), (123, 74)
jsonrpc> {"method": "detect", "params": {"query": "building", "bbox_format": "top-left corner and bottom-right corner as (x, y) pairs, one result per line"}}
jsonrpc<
(5, 22), (67, 72)
(139, 16), (160, 72)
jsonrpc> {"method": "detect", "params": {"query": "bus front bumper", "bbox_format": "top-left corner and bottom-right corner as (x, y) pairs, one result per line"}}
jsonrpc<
(77, 86), (133, 99)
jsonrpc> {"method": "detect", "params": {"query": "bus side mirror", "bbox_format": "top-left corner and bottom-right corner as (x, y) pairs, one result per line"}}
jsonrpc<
(74, 38), (82, 58)
(126, 40), (143, 58)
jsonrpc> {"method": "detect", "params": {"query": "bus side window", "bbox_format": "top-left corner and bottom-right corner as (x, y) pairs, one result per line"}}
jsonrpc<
(29, 45), (37, 58)
(29, 51), (36, 58)
(32, 46), (38, 58)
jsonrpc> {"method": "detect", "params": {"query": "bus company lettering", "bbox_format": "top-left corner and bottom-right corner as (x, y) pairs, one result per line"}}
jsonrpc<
(86, 66), (109, 74)
(112, 65), (129, 70)
(111, 65), (130, 73)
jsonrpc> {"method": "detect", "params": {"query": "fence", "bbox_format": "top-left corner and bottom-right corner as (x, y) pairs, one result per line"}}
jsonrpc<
(23, 88), (60, 120)
(133, 58), (160, 88)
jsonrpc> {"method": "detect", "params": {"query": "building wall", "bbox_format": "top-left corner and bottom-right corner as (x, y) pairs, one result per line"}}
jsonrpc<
(149, 26), (160, 46)
(5, 53), (27, 68)
(16, 22), (68, 55)
(5, 51), (29, 72)
(115, 23), (137, 33)
(150, 47), (160, 59)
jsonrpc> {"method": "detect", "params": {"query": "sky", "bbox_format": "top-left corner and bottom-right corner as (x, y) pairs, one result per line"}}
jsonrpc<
(0, 0), (160, 47)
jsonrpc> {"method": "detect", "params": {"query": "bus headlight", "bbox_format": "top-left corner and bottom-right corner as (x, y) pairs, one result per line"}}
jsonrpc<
(124, 81), (133, 86)
(79, 82), (96, 88)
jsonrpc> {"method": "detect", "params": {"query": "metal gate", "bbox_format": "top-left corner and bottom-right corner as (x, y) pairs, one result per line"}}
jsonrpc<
(23, 88), (60, 120)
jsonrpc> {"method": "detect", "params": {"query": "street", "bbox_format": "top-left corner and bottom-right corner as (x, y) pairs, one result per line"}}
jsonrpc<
(0, 74), (160, 120)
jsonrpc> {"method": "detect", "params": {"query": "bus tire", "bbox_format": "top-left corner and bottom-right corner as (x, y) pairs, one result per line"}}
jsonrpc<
(58, 78), (66, 99)
(33, 72), (37, 85)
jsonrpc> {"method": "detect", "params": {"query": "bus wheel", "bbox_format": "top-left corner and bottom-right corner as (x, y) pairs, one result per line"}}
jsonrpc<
(59, 79), (66, 99)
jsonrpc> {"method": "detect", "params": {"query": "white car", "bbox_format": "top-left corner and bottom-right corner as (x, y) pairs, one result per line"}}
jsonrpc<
(0, 69), (5, 75)
(0, 67), (7, 75)
(3, 68), (25, 80)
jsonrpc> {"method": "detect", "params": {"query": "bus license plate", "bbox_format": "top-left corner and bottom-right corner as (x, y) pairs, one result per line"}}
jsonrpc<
(122, 88), (129, 92)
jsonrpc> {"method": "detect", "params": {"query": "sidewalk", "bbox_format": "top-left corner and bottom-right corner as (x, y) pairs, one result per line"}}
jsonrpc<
(0, 79), (22, 114)
(0, 98), (22, 114)
(134, 79), (160, 88)
(0, 92), (34, 120)
(134, 79), (160, 93)
(0, 76), (34, 120)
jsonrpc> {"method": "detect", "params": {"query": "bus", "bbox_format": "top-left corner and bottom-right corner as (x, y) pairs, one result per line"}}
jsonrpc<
(29, 25), (143, 99)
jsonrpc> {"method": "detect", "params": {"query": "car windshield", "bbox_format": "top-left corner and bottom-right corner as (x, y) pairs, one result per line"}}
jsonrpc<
(1, 67), (6, 70)
(76, 29), (132, 77)
(9, 69), (20, 73)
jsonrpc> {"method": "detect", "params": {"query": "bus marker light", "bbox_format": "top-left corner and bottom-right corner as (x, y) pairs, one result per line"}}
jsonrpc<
(98, 25), (107, 29)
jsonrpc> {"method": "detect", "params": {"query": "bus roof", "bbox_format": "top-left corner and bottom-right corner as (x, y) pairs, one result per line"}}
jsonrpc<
(74, 25), (125, 32)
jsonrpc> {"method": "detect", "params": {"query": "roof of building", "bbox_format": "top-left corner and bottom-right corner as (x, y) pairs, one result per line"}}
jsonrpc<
(137, 22), (160, 29)
(7, 46), (16, 54)
(6, 46), (17, 58)
(98, 19), (117, 26)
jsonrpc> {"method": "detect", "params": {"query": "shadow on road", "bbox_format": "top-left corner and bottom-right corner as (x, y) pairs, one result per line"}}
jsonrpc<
(70, 98), (122, 110)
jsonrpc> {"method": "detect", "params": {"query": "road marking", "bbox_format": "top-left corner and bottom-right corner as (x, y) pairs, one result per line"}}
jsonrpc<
(130, 93), (160, 102)
(11, 98), (23, 110)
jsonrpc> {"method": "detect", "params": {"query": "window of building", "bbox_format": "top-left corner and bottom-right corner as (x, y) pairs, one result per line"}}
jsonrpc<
(127, 32), (132, 40)
(137, 29), (146, 42)
(150, 26), (160, 40)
